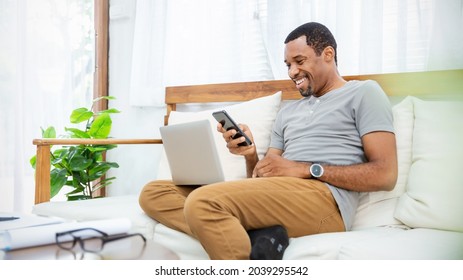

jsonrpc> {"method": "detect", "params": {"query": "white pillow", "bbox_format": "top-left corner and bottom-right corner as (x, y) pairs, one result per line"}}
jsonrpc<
(395, 98), (463, 232)
(157, 92), (282, 181)
(352, 96), (414, 230)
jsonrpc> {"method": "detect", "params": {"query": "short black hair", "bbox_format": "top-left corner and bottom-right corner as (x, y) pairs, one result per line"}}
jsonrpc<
(284, 22), (337, 64)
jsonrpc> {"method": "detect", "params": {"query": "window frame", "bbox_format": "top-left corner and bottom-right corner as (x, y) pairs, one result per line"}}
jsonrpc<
(93, 0), (109, 197)
(94, 0), (109, 107)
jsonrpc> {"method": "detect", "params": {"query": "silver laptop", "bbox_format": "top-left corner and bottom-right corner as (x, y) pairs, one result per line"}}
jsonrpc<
(159, 119), (225, 185)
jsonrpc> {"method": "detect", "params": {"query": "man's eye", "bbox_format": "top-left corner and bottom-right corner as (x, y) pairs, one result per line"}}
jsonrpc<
(297, 60), (304, 65)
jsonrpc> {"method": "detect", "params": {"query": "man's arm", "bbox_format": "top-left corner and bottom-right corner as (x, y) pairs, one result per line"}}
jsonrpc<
(321, 131), (398, 192)
(253, 131), (398, 192)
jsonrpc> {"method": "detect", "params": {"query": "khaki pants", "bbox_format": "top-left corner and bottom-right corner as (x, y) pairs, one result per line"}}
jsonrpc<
(139, 177), (345, 260)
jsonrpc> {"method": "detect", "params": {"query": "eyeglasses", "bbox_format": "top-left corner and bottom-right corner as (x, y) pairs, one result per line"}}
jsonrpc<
(55, 227), (146, 253)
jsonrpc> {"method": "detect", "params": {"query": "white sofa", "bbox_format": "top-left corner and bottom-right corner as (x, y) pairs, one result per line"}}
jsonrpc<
(32, 72), (463, 260)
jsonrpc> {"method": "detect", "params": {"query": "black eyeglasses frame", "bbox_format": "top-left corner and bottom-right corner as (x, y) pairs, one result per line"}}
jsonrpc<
(55, 227), (146, 253)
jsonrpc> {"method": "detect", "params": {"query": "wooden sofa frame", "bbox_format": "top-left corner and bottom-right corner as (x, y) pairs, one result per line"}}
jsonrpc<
(33, 69), (463, 204)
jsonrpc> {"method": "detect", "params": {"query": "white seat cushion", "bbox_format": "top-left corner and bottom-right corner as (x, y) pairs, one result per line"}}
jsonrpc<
(339, 228), (463, 259)
(32, 195), (158, 239)
(283, 226), (407, 260)
(153, 224), (209, 260)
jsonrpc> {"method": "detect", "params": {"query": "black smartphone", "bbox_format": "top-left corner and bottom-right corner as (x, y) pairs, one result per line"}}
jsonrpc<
(212, 110), (252, 146)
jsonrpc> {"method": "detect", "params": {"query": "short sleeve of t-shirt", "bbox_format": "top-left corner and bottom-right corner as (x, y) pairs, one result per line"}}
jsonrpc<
(354, 80), (394, 137)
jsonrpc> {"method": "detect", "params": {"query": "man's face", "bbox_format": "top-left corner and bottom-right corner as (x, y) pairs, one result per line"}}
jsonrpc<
(284, 36), (324, 97)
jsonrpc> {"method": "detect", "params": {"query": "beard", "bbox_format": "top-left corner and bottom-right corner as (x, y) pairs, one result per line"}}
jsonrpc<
(299, 86), (314, 97)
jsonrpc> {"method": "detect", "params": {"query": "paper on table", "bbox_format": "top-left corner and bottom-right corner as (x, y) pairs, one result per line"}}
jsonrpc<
(0, 212), (65, 231)
(1, 218), (131, 251)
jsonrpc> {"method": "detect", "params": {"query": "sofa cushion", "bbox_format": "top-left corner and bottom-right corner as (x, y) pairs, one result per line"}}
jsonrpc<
(339, 228), (463, 259)
(32, 195), (158, 239)
(157, 91), (282, 181)
(153, 223), (413, 260)
(395, 98), (463, 232)
(351, 96), (414, 230)
(154, 224), (209, 260)
(151, 216), (463, 260)
(283, 226), (407, 259)
(154, 222), (407, 260)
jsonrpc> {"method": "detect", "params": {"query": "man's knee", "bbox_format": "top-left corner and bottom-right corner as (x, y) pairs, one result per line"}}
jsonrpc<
(138, 180), (173, 218)
(139, 182), (158, 217)
(183, 187), (220, 232)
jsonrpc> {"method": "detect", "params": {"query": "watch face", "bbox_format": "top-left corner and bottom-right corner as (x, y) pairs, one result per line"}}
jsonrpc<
(311, 164), (323, 177)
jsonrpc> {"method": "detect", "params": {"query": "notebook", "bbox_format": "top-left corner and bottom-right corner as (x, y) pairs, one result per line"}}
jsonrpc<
(159, 119), (225, 185)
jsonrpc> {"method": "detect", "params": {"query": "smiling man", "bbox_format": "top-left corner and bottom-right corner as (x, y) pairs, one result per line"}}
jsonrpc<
(139, 22), (397, 260)
(284, 24), (344, 98)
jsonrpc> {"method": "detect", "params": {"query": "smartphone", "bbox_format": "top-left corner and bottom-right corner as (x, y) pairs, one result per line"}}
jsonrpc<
(212, 110), (252, 146)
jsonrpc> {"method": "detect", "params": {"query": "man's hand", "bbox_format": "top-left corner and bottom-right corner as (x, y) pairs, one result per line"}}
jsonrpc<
(217, 122), (260, 178)
(252, 153), (310, 178)
(217, 122), (256, 157)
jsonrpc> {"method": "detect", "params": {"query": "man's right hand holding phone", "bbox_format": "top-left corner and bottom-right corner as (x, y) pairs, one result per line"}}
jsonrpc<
(217, 122), (260, 178)
(217, 122), (256, 157)
(213, 110), (260, 177)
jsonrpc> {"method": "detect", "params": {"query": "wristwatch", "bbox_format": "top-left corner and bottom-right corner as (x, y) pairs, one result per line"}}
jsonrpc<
(310, 163), (324, 178)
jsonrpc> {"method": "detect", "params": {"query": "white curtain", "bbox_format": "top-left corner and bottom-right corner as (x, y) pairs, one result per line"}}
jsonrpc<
(130, 0), (463, 107)
(0, 0), (93, 213)
(129, 0), (273, 106)
(264, 0), (463, 77)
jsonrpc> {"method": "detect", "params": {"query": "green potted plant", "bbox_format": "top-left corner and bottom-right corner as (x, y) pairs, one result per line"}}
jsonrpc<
(30, 96), (120, 201)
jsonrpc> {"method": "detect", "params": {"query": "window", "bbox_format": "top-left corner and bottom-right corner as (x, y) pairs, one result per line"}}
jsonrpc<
(0, 0), (107, 212)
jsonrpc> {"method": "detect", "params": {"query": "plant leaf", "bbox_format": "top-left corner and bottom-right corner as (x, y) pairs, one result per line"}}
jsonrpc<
(92, 180), (114, 192)
(52, 148), (69, 157)
(94, 176), (116, 185)
(69, 173), (85, 190)
(66, 195), (92, 201)
(88, 167), (110, 181)
(68, 155), (93, 171)
(51, 157), (64, 166)
(70, 108), (94, 124)
(65, 127), (90, 138)
(42, 126), (56, 138)
(93, 96), (116, 103)
(106, 162), (119, 168)
(30, 155), (36, 169)
(51, 150), (69, 169)
(67, 146), (79, 160)
(77, 170), (89, 183)
(50, 168), (68, 198)
(87, 162), (118, 180)
(88, 113), (112, 139)
(66, 187), (85, 195)
(87, 144), (117, 153)
(98, 108), (121, 114)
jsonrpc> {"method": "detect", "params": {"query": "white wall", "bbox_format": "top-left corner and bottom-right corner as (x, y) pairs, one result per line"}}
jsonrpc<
(106, 0), (165, 196)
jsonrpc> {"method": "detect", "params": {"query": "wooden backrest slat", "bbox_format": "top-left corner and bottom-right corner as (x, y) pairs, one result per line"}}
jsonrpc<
(166, 70), (462, 103)
(163, 69), (463, 125)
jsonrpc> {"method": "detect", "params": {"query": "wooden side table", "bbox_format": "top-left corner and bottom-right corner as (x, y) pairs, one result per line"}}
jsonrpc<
(2, 237), (179, 260)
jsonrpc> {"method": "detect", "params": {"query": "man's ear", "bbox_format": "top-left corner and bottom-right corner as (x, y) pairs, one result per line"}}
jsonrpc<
(323, 46), (335, 63)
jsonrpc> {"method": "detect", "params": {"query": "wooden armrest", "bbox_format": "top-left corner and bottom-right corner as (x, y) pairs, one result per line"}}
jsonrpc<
(33, 138), (163, 204)
(32, 138), (162, 145)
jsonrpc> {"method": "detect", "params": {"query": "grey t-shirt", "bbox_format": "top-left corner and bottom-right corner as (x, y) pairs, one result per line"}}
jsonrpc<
(270, 80), (394, 230)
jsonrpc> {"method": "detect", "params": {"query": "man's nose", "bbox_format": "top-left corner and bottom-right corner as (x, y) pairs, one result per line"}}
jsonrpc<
(288, 65), (299, 79)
